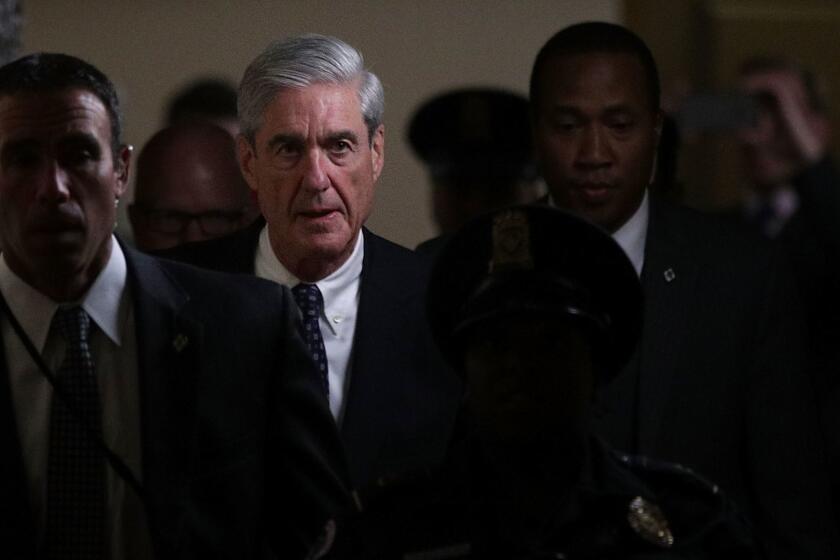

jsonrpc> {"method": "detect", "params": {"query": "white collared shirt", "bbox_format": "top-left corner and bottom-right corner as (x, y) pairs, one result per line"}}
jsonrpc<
(0, 237), (152, 559)
(547, 190), (649, 277)
(744, 185), (799, 238)
(611, 191), (649, 277)
(254, 225), (363, 422)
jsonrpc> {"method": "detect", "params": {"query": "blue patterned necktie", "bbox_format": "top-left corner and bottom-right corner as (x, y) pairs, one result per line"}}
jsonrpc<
(45, 306), (105, 559)
(292, 283), (330, 399)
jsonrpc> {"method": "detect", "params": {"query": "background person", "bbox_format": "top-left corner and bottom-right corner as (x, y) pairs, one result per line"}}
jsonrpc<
(129, 122), (259, 252)
(408, 88), (543, 235)
(732, 55), (840, 530)
(165, 77), (239, 137)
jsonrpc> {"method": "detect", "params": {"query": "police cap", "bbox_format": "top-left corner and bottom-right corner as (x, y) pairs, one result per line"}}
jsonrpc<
(407, 88), (535, 182)
(426, 205), (642, 382)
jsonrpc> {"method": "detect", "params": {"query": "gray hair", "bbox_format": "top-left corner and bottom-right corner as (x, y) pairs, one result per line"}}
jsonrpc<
(238, 33), (384, 144)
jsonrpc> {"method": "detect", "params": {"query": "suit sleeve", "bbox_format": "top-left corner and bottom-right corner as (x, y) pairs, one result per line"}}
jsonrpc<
(745, 246), (839, 559)
(793, 157), (840, 249)
(265, 285), (352, 559)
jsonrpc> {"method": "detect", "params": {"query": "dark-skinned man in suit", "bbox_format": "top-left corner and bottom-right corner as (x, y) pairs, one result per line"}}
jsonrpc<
(529, 21), (837, 559)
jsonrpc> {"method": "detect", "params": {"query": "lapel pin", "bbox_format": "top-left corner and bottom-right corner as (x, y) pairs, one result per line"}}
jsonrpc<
(172, 333), (189, 352)
(663, 268), (676, 283)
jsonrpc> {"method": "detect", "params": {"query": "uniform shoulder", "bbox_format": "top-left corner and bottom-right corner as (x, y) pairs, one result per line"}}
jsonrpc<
(329, 469), (470, 559)
(607, 447), (757, 555)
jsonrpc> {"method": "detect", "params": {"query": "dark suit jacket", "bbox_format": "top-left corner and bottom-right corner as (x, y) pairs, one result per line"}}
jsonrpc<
(0, 242), (349, 559)
(330, 436), (759, 559)
(594, 197), (837, 559)
(726, 158), (840, 536)
(159, 222), (462, 489)
(726, 158), (840, 357)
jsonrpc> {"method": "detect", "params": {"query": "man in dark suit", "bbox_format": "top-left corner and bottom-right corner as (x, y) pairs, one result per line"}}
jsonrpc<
(732, 59), (840, 516)
(161, 34), (461, 490)
(0, 52), (348, 559)
(529, 22), (837, 559)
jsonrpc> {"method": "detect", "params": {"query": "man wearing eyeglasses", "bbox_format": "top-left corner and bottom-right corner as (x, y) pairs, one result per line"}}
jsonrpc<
(129, 122), (259, 252)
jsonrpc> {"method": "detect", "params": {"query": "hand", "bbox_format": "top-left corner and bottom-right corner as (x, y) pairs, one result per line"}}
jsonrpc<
(742, 70), (831, 165)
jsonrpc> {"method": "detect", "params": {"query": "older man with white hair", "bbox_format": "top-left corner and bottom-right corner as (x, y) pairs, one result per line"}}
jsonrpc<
(164, 34), (461, 490)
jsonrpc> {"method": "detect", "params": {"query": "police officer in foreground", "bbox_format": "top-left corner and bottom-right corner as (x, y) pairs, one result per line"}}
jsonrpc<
(327, 206), (758, 559)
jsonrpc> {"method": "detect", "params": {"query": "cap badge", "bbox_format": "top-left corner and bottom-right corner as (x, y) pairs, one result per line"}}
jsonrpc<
(490, 209), (534, 273)
(627, 496), (674, 548)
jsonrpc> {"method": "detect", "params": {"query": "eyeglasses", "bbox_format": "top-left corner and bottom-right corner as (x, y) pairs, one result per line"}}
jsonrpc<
(129, 205), (246, 235)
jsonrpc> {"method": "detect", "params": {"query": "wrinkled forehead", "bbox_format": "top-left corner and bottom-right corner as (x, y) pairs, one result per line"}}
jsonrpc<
(266, 83), (363, 122)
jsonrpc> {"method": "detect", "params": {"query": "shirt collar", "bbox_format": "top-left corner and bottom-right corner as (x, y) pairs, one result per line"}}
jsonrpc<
(545, 190), (649, 277)
(81, 238), (127, 346)
(254, 225), (364, 331)
(610, 191), (648, 277)
(745, 185), (799, 223)
(0, 235), (128, 351)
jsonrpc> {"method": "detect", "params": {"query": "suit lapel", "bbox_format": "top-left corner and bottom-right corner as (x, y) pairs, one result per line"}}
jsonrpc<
(636, 199), (699, 453)
(123, 244), (202, 555)
(0, 299), (37, 556)
(340, 231), (413, 483)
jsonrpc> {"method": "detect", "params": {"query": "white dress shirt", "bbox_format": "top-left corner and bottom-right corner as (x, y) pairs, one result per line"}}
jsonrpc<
(744, 185), (798, 238)
(547, 190), (649, 276)
(611, 190), (649, 277)
(0, 237), (152, 559)
(254, 225), (363, 422)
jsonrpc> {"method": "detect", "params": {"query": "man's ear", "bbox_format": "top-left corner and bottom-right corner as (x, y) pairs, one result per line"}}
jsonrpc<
(649, 111), (665, 186)
(654, 109), (665, 146)
(237, 134), (259, 192)
(114, 144), (132, 200)
(370, 125), (385, 183)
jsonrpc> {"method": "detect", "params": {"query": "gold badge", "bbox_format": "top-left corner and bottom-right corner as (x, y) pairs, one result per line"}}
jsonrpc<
(490, 209), (533, 273)
(627, 496), (674, 548)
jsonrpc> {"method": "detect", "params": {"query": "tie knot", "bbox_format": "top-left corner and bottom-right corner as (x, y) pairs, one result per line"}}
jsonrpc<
(292, 283), (324, 317)
(52, 306), (91, 346)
